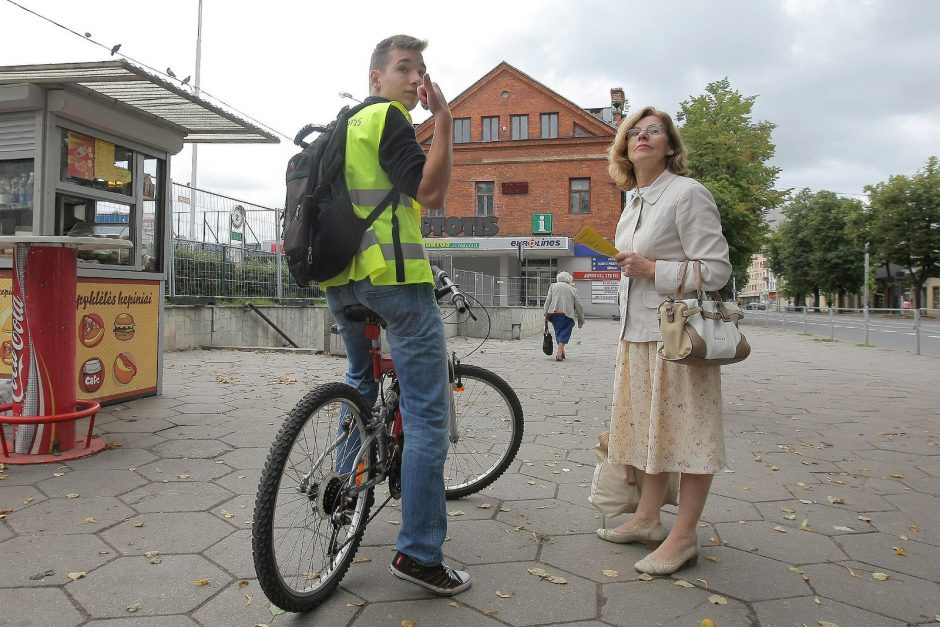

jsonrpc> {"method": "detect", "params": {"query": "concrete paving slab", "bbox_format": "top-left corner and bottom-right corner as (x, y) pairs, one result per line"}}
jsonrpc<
(3, 321), (939, 625)
(0, 587), (85, 626)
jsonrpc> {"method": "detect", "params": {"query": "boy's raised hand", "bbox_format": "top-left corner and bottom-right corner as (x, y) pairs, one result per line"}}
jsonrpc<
(418, 73), (449, 116)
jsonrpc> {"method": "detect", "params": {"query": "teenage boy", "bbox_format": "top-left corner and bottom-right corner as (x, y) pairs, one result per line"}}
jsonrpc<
(319, 34), (470, 595)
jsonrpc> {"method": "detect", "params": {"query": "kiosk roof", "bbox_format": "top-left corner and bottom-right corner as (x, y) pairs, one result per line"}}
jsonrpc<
(0, 60), (279, 144)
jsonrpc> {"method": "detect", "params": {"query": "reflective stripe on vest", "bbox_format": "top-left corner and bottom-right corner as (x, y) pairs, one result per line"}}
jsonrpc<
(318, 101), (432, 289)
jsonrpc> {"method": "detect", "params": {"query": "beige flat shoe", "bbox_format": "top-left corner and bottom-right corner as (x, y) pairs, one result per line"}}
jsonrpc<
(634, 543), (699, 575)
(595, 523), (667, 547)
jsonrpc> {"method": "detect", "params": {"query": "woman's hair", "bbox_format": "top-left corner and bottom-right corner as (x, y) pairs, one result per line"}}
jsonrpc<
(556, 271), (573, 284)
(370, 35), (428, 72)
(607, 106), (689, 190)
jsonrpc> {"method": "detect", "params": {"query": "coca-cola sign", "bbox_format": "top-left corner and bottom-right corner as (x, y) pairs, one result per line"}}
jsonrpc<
(10, 294), (26, 403)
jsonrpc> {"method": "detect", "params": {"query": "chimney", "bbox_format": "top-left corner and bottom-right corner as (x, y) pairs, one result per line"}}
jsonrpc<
(610, 87), (626, 127)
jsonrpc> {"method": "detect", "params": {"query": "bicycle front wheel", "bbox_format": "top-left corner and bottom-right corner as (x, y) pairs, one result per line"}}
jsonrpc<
(252, 383), (375, 612)
(444, 364), (524, 498)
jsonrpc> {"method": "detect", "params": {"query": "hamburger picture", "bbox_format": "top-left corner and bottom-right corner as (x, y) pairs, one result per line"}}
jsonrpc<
(113, 352), (137, 385)
(80, 313), (105, 348)
(113, 313), (135, 341)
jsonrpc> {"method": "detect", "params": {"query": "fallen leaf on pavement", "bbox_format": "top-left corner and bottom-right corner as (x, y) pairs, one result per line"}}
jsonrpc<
(892, 546), (906, 556)
(67, 572), (87, 581)
(701, 620), (716, 627)
(708, 594), (728, 605)
(704, 556), (720, 563)
(127, 603), (142, 613)
(194, 579), (210, 586)
(478, 503), (493, 509)
(637, 573), (654, 581)
(402, 620), (417, 627)
(872, 572), (889, 581)
(81, 517), (97, 524)
(858, 515), (872, 522)
(827, 496), (845, 504)
(352, 556), (371, 564)
(220, 509), (234, 519)
(774, 525), (788, 533)
(602, 569), (619, 577)
(674, 580), (695, 588)
(818, 621), (840, 627)
(269, 603), (285, 618)
(238, 580), (249, 589)
(496, 591), (512, 598)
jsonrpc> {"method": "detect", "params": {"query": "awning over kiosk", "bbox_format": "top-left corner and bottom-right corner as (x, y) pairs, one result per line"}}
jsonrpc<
(0, 60), (279, 144)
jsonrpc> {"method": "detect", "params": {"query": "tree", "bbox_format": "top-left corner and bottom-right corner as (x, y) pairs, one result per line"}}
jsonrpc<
(767, 190), (866, 309)
(677, 78), (787, 289)
(865, 156), (940, 309)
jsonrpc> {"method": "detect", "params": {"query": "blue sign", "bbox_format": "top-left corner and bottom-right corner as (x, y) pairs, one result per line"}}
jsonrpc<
(592, 256), (619, 271)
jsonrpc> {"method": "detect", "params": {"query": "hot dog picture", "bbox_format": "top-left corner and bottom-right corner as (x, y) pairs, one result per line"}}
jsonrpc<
(113, 352), (137, 385)
(113, 313), (135, 341)
(80, 313), (105, 348)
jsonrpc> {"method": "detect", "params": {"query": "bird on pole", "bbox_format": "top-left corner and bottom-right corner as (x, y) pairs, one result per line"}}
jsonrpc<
(166, 67), (177, 78)
(110, 44), (122, 55)
(181, 75), (191, 86)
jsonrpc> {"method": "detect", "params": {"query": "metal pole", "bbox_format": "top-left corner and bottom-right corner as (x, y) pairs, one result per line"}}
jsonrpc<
(864, 306), (870, 346)
(914, 308), (921, 356)
(863, 243), (870, 345)
(829, 305), (834, 340)
(275, 212), (283, 301)
(189, 0), (203, 223)
(803, 304), (807, 334)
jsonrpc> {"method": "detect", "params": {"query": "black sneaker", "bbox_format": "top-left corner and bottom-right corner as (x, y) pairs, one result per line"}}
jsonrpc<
(389, 551), (471, 596)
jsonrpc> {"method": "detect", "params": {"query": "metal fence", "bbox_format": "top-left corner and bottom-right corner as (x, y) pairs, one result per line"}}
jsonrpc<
(167, 185), (549, 306)
(738, 305), (940, 356)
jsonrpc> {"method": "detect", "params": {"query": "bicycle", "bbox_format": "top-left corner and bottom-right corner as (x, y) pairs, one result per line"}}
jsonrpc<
(252, 267), (524, 612)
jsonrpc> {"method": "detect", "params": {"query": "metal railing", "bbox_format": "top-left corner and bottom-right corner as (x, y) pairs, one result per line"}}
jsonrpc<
(738, 305), (940, 356)
(167, 186), (548, 305)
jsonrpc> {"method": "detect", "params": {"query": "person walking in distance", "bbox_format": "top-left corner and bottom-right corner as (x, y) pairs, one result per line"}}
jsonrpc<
(319, 35), (470, 595)
(543, 271), (584, 361)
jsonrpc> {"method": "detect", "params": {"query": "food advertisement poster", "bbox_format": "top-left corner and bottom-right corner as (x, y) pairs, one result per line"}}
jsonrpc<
(66, 131), (95, 180)
(0, 273), (159, 403)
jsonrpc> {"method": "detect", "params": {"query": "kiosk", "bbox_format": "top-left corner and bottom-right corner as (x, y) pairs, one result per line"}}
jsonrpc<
(0, 60), (277, 462)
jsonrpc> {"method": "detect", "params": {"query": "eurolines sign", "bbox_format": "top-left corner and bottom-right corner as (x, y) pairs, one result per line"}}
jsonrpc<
(423, 237), (571, 251)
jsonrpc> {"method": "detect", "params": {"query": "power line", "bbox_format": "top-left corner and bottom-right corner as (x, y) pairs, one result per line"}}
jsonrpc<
(4, 0), (293, 142)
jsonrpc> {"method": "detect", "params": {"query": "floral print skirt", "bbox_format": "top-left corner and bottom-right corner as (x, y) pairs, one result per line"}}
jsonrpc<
(608, 340), (726, 474)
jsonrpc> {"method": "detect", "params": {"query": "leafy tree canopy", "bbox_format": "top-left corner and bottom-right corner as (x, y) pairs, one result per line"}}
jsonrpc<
(677, 78), (787, 287)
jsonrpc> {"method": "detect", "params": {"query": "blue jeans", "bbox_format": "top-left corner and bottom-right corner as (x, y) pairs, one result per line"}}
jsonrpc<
(326, 280), (450, 566)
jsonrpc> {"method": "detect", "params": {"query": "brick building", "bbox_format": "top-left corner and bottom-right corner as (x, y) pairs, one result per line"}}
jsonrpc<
(414, 62), (626, 314)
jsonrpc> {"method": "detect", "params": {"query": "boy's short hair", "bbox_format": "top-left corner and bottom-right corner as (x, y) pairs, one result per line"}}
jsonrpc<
(370, 35), (428, 72)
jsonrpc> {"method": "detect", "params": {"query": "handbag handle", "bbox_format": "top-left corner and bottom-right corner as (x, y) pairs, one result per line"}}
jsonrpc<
(673, 260), (705, 300)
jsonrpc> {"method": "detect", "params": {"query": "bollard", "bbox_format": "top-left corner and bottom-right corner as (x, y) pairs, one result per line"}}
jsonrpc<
(864, 307), (870, 346)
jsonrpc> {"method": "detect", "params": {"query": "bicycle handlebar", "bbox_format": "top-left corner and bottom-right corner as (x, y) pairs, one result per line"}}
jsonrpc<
(431, 265), (477, 321)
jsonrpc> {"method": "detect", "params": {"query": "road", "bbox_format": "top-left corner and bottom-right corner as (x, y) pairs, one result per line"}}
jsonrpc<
(738, 309), (940, 356)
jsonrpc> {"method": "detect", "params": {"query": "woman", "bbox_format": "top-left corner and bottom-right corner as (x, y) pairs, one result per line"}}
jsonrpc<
(596, 106), (732, 575)
(542, 271), (584, 361)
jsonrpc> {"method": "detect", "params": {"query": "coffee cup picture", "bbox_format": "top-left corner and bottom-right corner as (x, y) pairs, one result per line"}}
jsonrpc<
(113, 313), (135, 341)
(113, 352), (137, 385)
(80, 357), (104, 392)
(80, 313), (105, 348)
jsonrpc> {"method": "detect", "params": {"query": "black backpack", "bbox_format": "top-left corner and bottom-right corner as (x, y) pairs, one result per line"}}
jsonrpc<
(282, 103), (400, 287)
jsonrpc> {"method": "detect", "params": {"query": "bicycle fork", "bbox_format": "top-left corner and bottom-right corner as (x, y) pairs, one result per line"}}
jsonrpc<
(448, 352), (462, 444)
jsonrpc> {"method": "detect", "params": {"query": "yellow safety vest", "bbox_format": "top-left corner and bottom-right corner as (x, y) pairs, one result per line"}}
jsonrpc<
(319, 101), (432, 288)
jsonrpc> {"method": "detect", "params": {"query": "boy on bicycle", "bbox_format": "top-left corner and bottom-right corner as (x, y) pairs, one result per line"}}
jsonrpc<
(318, 34), (470, 596)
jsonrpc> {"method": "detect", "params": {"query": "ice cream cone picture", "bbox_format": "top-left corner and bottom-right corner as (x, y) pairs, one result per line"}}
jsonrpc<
(573, 226), (620, 258)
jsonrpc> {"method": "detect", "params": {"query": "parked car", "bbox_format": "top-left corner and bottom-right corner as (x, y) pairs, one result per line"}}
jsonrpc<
(785, 304), (798, 312)
(744, 302), (767, 310)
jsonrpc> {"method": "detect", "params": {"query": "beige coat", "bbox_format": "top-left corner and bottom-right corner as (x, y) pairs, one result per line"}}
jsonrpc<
(543, 281), (585, 324)
(615, 171), (731, 341)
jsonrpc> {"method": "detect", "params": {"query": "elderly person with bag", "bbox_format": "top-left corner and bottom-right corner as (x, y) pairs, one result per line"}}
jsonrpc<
(594, 106), (732, 575)
(542, 271), (584, 361)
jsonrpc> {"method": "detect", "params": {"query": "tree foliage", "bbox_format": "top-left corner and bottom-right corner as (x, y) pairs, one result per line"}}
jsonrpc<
(767, 190), (866, 307)
(676, 78), (787, 288)
(865, 156), (940, 309)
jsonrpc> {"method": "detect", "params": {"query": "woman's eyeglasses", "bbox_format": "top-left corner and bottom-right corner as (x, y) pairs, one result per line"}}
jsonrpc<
(626, 124), (665, 139)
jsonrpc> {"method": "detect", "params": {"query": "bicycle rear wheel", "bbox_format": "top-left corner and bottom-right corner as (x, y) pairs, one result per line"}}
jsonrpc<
(444, 364), (524, 498)
(253, 383), (375, 612)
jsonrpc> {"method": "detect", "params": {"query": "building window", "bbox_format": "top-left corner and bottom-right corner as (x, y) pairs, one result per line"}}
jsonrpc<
(570, 178), (590, 214)
(454, 118), (470, 143)
(475, 181), (494, 216)
(511, 114), (528, 140)
(482, 116), (499, 142)
(541, 113), (558, 139)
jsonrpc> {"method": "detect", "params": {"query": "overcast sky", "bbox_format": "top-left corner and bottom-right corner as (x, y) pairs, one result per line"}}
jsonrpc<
(2, 0), (939, 211)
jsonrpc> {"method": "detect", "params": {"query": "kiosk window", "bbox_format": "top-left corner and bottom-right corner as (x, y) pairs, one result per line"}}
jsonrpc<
(59, 130), (134, 196)
(57, 194), (133, 266)
(141, 156), (164, 272)
(0, 159), (34, 235)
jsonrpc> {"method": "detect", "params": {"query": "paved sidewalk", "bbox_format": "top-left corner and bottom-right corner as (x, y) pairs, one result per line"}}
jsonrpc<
(1, 320), (939, 626)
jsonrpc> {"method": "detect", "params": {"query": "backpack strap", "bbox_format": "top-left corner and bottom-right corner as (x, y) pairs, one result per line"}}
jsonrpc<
(389, 196), (406, 282)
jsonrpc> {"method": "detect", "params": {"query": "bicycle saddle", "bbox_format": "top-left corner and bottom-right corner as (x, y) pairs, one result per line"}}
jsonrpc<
(342, 304), (386, 326)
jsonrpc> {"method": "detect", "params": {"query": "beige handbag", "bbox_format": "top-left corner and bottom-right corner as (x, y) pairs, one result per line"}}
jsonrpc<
(658, 261), (750, 366)
(588, 432), (679, 516)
